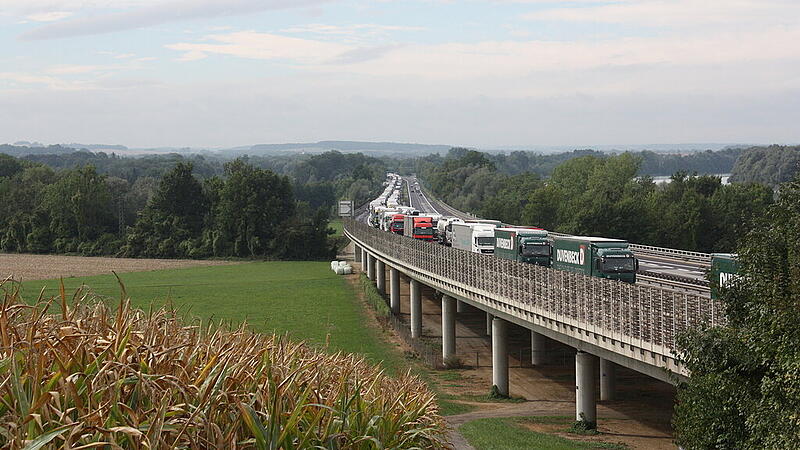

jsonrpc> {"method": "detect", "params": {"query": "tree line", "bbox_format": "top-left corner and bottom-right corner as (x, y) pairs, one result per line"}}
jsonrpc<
(729, 144), (800, 187)
(420, 149), (773, 252)
(0, 151), (387, 259)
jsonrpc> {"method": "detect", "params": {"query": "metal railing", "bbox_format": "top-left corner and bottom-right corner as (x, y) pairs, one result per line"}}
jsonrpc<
(345, 218), (726, 375)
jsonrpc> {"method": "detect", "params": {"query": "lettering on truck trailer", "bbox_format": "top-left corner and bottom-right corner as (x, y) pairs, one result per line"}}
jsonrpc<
(496, 237), (514, 250)
(719, 271), (738, 288)
(556, 246), (585, 266)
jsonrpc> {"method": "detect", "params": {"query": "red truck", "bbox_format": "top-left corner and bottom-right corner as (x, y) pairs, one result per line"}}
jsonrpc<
(404, 216), (435, 241)
(390, 214), (405, 235)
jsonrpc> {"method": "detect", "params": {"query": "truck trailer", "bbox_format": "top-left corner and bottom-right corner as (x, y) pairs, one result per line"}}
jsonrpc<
(493, 227), (551, 266)
(711, 253), (739, 299)
(404, 216), (435, 241)
(451, 223), (497, 254)
(551, 236), (638, 283)
(389, 214), (405, 235)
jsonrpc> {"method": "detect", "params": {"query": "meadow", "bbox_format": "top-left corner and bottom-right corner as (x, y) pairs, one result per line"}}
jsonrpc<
(20, 261), (404, 372)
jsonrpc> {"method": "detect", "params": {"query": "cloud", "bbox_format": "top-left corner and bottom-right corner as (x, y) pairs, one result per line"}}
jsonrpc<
(19, 0), (334, 40)
(167, 31), (349, 64)
(524, 0), (800, 27)
(166, 27), (800, 85)
(25, 11), (73, 22)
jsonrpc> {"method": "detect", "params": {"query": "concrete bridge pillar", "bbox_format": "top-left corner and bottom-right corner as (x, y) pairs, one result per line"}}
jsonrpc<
(410, 279), (422, 338)
(575, 351), (598, 425)
(600, 358), (616, 402)
(441, 295), (456, 361)
(367, 254), (375, 280)
(390, 267), (400, 316)
(492, 317), (509, 396)
(456, 300), (466, 313)
(531, 331), (546, 366)
(486, 312), (493, 336)
(354, 244), (361, 262)
(375, 260), (385, 295)
(360, 249), (366, 270)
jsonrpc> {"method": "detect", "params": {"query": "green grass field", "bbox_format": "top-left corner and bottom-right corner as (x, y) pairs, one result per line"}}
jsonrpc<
(459, 417), (626, 450)
(20, 261), (403, 372)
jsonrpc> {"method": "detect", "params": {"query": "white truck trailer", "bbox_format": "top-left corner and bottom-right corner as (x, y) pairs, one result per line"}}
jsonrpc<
(451, 222), (498, 254)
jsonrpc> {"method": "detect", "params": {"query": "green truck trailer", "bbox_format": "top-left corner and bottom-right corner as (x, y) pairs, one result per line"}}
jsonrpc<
(551, 236), (638, 283)
(711, 253), (739, 299)
(493, 227), (552, 266)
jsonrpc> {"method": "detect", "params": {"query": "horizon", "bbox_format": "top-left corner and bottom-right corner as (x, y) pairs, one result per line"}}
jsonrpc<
(1, 1), (798, 147)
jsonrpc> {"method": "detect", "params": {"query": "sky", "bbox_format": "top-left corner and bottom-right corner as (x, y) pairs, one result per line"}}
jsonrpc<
(0, 0), (798, 149)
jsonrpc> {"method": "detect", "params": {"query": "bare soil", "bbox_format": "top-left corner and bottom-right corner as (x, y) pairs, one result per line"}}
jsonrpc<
(0, 253), (239, 282)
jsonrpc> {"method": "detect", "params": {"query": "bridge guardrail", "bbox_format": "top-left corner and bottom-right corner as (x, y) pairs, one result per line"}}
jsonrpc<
(345, 218), (726, 376)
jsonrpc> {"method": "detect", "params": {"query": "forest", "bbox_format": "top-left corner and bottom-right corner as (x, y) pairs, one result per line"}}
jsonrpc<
(419, 148), (774, 253)
(0, 151), (386, 259)
(729, 144), (800, 186)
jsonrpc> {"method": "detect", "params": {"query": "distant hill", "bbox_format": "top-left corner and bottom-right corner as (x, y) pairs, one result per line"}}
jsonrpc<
(67, 143), (128, 151)
(0, 144), (76, 156)
(228, 140), (452, 156)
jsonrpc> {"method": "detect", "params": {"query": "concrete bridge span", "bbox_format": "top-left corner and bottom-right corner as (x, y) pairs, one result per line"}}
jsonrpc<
(347, 218), (725, 424)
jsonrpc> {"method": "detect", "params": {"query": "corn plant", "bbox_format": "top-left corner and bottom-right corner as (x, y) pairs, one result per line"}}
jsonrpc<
(0, 278), (447, 449)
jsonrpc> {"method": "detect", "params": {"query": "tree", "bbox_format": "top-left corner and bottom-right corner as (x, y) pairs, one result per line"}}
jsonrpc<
(214, 159), (294, 257)
(124, 162), (209, 258)
(674, 176), (800, 449)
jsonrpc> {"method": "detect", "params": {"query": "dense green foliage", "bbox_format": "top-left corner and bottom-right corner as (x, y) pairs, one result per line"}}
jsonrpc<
(729, 144), (800, 186)
(674, 176), (800, 449)
(422, 149), (772, 252)
(0, 149), (388, 259)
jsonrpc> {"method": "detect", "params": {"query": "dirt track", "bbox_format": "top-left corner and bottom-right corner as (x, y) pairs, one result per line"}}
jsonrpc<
(0, 253), (238, 282)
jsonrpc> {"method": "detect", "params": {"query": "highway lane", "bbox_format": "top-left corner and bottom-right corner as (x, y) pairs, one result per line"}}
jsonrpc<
(405, 175), (710, 288)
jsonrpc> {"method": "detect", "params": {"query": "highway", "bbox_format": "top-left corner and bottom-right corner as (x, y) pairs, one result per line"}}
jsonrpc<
(402, 175), (710, 295)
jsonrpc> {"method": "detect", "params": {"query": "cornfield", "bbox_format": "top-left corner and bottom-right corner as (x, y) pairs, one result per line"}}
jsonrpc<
(0, 278), (447, 449)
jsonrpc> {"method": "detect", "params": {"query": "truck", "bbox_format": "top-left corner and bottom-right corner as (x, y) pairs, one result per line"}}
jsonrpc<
(451, 223), (497, 254)
(438, 217), (464, 246)
(493, 227), (552, 266)
(389, 214), (405, 235)
(380, 210), (399, 232)
(711, 253), (739, 299)
(445, 219), (500, 247)
(404, 216), (435, 241)
(551, 236), (638, 283)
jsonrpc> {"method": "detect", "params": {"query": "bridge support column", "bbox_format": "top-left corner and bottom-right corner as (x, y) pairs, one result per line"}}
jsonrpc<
(375, 260), (385, 295)
(600, 358), (616, 402)
(486, 312), (493, 336)
(410, 279), (422, 338)
(575, 351), (598, 425)
(492, 317), (509, 397)
(367, 254), (375, 280)
(531, 331), (546, 366)
(361, 249), (367, 271)
(442, 295), (456, 361)
(354, 244), (361, 262)
(390, 267), (400, 316)
(456, 300), (466, 313)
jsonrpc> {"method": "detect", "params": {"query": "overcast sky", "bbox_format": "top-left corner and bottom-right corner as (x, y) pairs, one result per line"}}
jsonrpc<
(1, 0), (798, 148)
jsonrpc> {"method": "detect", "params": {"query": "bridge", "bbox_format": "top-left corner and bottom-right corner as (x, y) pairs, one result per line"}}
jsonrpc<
(345, 177), (726, 425)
